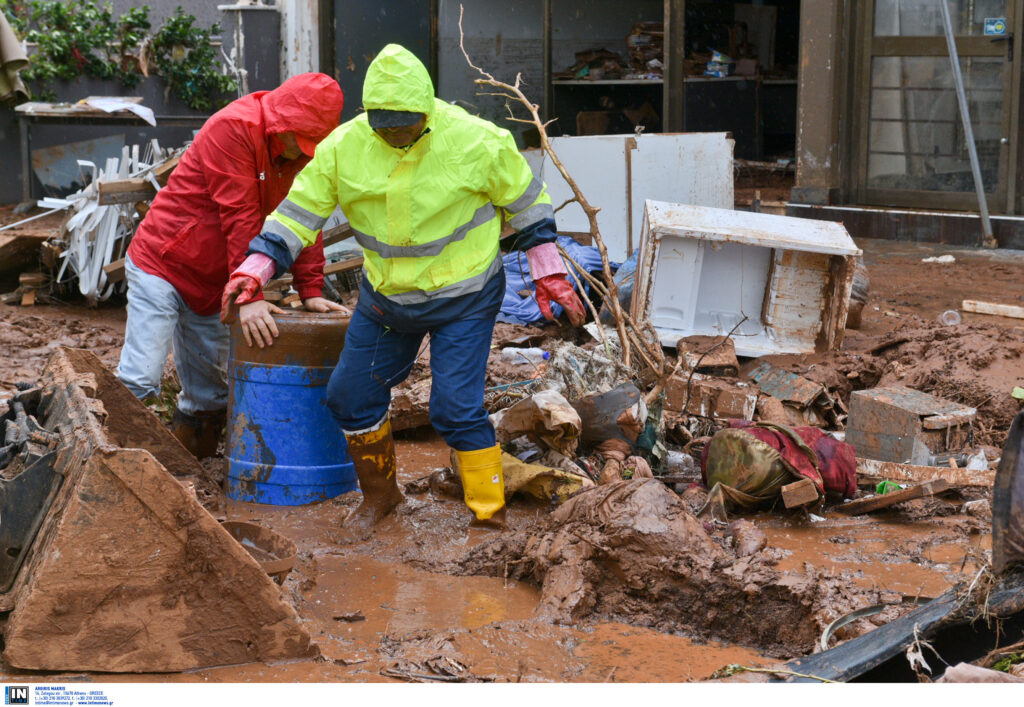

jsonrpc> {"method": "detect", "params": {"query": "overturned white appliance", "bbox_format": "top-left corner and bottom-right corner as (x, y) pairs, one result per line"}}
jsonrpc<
(633, 201), (861, 357)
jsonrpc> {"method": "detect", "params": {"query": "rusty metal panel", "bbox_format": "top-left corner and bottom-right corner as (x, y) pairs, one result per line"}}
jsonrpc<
(847, 392), (924, 463)
(856, 385), (976, 419)
(747, 362), (826, 408)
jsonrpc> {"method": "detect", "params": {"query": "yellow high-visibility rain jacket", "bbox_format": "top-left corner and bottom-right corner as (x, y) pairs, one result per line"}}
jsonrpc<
(256, 44), (554, 308)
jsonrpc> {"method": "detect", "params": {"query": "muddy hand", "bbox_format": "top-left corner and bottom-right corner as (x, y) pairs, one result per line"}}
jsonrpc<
(303, 296), (350, 314)
(239, 300), (284, 349)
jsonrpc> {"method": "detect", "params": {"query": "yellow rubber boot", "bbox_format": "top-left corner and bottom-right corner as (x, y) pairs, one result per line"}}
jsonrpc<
(454, 445), (505, 521)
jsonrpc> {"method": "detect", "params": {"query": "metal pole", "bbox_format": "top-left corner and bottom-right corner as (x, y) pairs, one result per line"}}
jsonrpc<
(939, 0), (996, 247)
(542, 0), (551, 125)
(19, 116), (31, 205)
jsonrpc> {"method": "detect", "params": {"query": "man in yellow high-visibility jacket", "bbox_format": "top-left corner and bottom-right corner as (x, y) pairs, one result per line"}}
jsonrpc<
(221, 44), (585, 533)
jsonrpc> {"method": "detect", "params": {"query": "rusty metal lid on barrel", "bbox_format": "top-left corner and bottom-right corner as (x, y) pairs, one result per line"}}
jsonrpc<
(229, 310), (350, 368)
(226, 309), (357, 505)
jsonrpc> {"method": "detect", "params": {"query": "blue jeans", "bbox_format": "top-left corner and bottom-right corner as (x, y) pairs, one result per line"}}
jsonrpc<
(326, 309), (496, 451)
(116, 256), (229, 414)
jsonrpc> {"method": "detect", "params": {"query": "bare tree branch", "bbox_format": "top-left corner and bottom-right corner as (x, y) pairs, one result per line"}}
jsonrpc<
(459, 4), (678, 404)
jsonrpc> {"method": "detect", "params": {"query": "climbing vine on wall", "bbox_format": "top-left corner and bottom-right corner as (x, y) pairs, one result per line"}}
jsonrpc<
(0, 1), (237, 111)
(148, 8), (237, 113)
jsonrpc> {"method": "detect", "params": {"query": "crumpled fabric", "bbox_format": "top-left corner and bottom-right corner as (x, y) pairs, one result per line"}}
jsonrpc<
(699, 420), (857, 499)
(501, 452), (593, 505)
(596, 438), (652, 485)
(727, 420), (857, 498)
(499, 236), (616, 325)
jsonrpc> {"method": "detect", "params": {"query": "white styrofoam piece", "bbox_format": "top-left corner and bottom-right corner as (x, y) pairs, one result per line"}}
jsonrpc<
(523, 133), (735, 262)
(645, 201), (862, 257)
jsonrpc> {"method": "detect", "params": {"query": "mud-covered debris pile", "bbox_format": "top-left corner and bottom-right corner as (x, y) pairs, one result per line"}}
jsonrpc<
(458, 478), (883, 657)
(870, 321), (1024, 445)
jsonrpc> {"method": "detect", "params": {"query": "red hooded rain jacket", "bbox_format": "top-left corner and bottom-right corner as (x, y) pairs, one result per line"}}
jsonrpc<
(128, 73), (344, 316)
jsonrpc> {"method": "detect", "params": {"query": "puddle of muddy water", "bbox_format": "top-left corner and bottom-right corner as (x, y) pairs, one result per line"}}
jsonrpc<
(758, 512), (988, 598)
(0, 434), (987, 683)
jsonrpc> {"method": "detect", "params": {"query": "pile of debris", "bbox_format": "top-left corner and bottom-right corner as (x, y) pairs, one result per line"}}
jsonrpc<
(395, 200), (1008, 529)
(0, 141), (183, 306)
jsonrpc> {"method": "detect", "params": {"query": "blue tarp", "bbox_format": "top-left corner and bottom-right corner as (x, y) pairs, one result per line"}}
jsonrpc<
(498, 236), (619, 325)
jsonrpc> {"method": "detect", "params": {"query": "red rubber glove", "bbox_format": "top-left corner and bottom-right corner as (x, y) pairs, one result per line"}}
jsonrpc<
(535, 274), (586, 327)
(221, 253), (277, 323)
(220, 274), (261, 323)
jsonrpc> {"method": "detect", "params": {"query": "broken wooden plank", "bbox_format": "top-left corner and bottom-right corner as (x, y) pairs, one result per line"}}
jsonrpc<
(265, 256), (364, 291)
(781, 478), (820, 509)
(856, 457), (995, 488)
(962, 299), (1024, 320)
(153, 154), (180, 185)
(102, 258), (125, 284)
(18, 272), (48, 288)
(322, 222), (354, 247)
(98, 177), (156, 205)
(834, 479), (951, 515)
(326, 257), (363, 275)
(921, 410), (977, 430)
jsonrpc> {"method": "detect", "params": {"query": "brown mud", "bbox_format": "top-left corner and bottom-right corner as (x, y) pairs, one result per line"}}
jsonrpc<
(0, 236), (1015, 681)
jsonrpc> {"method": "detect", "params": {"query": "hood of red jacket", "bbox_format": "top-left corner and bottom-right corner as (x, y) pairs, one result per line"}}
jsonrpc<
(262, 73), (344, 150)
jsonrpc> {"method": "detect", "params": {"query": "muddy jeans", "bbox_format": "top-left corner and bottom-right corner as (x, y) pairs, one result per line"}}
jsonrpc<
(326, 308), (496, 451)
(115, 255), (229, 414)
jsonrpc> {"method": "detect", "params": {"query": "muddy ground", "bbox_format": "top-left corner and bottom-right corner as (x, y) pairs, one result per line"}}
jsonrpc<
(0, 219), (1021, 681)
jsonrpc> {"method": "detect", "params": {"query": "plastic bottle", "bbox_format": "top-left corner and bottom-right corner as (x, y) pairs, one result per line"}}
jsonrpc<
(500, 347), (550, 364)
(938, 310), (962, 326)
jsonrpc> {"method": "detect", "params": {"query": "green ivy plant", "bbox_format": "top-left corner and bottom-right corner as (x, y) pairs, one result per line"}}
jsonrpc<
(148, 8), (236, 112)
(0, 1), (236, 111)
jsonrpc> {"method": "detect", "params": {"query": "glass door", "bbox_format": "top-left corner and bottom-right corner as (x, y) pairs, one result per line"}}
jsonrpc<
(855, 0), (1017, 210)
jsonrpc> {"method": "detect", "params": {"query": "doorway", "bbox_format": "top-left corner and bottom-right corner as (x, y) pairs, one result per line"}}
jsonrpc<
(851, 0), (1020, 212)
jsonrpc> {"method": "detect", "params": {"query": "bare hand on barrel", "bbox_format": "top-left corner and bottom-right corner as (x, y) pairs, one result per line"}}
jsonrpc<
(239, 300), (284, 349)
(303, 296), (350, 314)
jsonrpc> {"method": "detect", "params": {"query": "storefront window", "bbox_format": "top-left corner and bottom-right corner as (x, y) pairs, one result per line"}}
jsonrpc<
(867, 55), (1002, 192)
(874, 0), (1006, 36)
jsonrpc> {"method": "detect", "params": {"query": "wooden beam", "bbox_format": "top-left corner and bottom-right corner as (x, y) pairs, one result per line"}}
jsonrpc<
(98, 178), (156, 205)
(103, 258), (126, 284)
(856, 457), (994, 487)
(835, 479), (951, 515)
(781, 478), (820, 509)
(962, 299), (1024, 320)
(265, 256), (363, 291)
(322, 222), (354, 247)
(153, 155), (180, 186)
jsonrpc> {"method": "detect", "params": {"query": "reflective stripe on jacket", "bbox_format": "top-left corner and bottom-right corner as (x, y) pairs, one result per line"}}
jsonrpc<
(261, 44), (553, 305)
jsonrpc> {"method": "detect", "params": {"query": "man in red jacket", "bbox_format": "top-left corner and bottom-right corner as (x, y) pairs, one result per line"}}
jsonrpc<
(116, 73), (346, 458)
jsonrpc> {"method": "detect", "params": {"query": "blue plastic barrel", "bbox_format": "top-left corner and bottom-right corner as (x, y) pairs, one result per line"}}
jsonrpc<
(226, 310), (357, 505)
